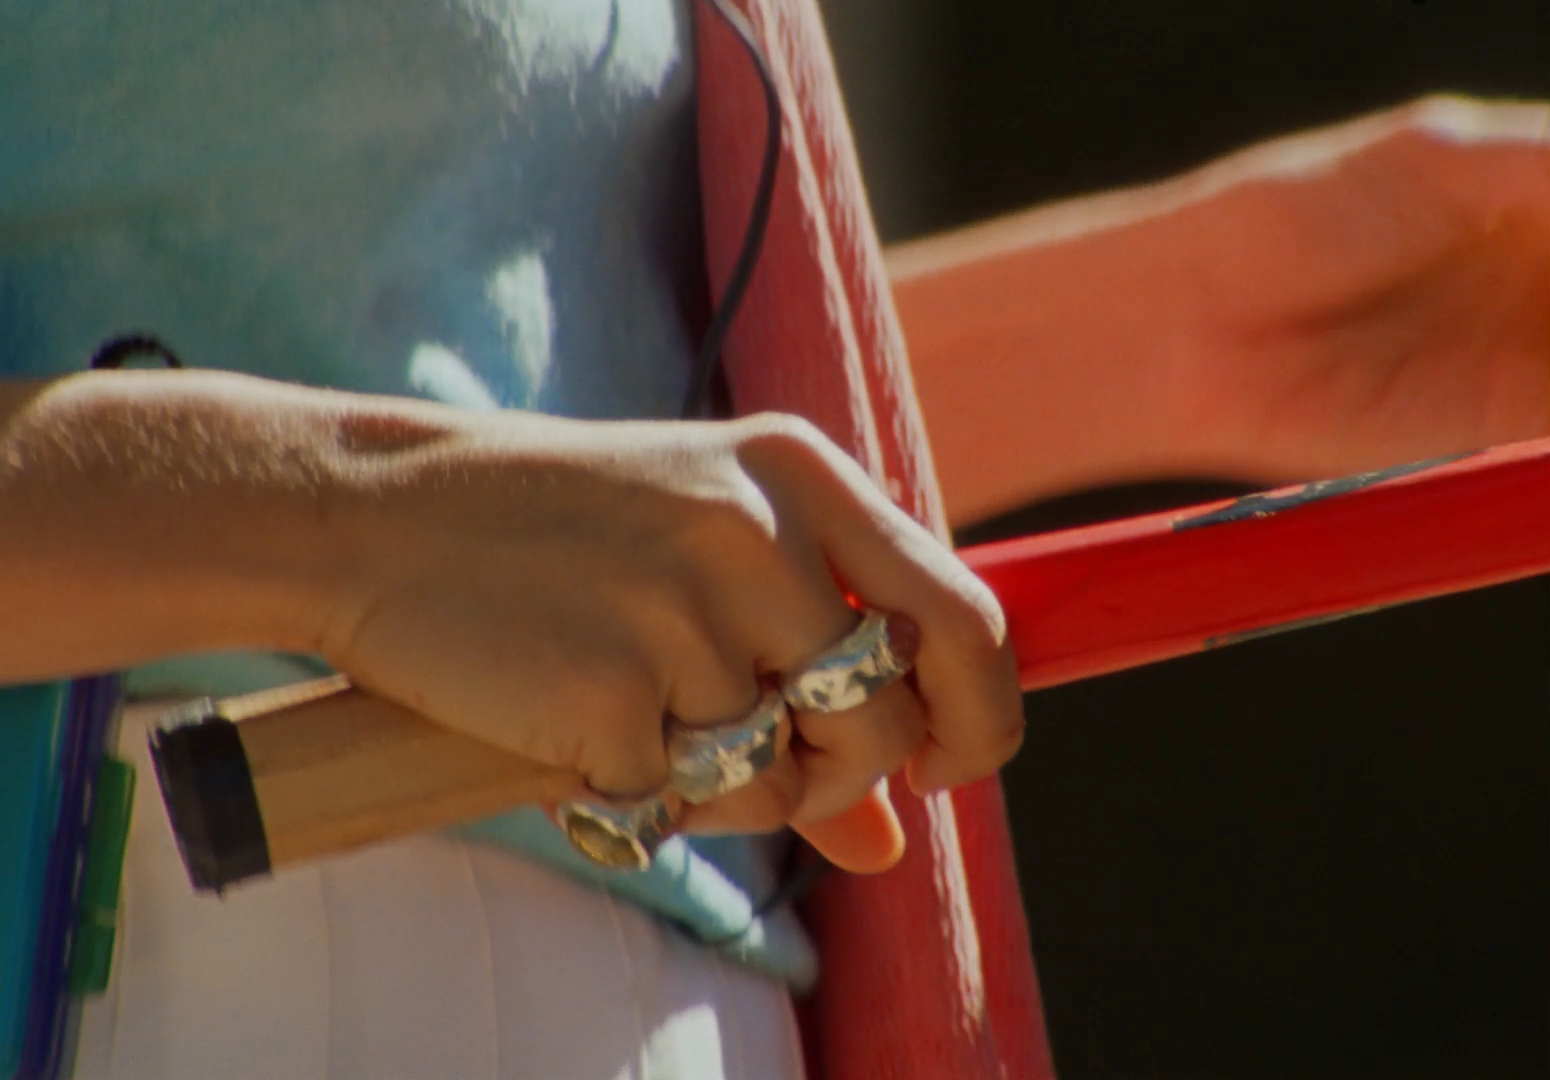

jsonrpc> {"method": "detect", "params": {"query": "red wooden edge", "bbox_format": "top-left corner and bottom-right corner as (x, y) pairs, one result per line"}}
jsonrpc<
(961, 438), (1550, 692)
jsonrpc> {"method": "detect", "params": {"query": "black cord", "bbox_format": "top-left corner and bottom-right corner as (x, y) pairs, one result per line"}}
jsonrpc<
(89, 8), (775, 417)
(89, 334), (184, 371)
(757, 836), (833, 913)
(679, 3), (842, 918)
(682, 0), (782, 419)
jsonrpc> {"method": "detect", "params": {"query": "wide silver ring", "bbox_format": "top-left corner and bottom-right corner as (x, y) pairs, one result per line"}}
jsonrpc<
(556, 792), (683, 872)
(667, 688), (790, 804)
(780, 608), (918, 713)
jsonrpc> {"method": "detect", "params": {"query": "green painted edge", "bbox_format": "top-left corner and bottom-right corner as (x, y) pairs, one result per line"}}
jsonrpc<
(67, 758), (135, 997)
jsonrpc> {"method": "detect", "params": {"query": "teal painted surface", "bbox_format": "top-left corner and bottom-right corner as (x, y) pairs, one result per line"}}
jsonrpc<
(0, 0), (706, 419)
(0, 682), (66, 1078)
(0, 0), (810, 993)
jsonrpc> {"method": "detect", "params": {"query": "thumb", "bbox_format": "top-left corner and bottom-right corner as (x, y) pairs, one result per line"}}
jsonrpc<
(791, 779), (905, 874)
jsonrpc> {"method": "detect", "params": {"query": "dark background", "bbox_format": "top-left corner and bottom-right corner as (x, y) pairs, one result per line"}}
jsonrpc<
(814, 2), (1550, 1078)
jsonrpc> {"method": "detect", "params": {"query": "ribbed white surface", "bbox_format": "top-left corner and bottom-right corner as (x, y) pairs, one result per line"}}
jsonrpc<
(72, 703), (805, 1080)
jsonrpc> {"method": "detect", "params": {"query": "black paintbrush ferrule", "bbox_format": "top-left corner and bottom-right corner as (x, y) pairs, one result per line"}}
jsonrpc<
(149, 705), (271, 893)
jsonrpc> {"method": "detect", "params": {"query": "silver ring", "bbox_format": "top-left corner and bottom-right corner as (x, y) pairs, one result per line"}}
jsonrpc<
(780, 608), (918, 713)
(667, 688), (790, 804)
(556, 792), (683, 872)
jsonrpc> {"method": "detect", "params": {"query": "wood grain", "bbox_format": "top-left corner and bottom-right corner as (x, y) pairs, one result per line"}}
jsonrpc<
(228, 681), (580, 867)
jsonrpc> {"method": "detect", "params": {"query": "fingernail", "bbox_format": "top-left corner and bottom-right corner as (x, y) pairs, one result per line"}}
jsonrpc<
(883, 612), (920, 668)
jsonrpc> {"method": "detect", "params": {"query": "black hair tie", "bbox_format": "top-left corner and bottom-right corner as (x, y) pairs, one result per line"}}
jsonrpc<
(89, 334), (184, 371)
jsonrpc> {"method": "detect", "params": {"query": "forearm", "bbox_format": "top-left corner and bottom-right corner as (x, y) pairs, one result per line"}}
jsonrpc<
(0, 370), (405, 680)
(888, 199), (1198, 526)
(0, 369), (1030, 870)
(883, 123), (1300, 525)
(891, 95), (1550, 527)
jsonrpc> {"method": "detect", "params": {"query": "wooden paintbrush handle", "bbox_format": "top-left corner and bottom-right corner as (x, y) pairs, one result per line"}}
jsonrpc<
(236, 678), (581, 865)
(153, 676), (581, 889)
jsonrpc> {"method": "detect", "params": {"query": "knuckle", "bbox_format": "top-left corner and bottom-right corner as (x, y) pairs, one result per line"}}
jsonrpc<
(688, 765), (804, 834)
(628, 570), (709, 641)
(931, 586), (1007, 663)
(750, 765), (806, 824)
(563, 653), (661, 737)
(985, 714), (1027, 768)
(797, 701), (922, 797)
(680, 482), (778, 555)
(957, 692), (1028, 772)
(735, 411), (826, 452)
(855, 692), (927, 761)
(927, 717), (1024, 791)
(733, 413), (839, 476)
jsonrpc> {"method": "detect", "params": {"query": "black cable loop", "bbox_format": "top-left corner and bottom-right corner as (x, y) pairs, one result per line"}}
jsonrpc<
(89, 334), (184, 371)
(686, 1), (840, 905)
(682, 0), (783, 420)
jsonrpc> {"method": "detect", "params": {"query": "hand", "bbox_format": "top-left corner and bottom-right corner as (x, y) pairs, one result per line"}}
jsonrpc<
(2, 372), (1019, 871)
(894, 95), (1550, 524)
(1171, 96), (1550, 484)
(319, 410), (1024, 872)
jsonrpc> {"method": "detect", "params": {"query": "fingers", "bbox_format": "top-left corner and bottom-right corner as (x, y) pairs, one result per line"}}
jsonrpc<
(694, 520), (932, 826)
(791, 781), (905, 874)
(562, 663), (676, 800)
(566, 415), (1021, 868)
(739, 419), (1025, 796)
(679, 752), (805, 835)
(567, 681), (669, 799)
(684, 773), (906, 876)
(787, 681), (924, 822)
(634, 585), (812, 835)
(676, 678), (924, 838)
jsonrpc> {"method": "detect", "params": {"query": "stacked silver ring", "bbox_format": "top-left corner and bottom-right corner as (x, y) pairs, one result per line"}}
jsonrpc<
(779, 609), (918, 713)
(667, 688), (790, 805)
(556, 607), (918, 871)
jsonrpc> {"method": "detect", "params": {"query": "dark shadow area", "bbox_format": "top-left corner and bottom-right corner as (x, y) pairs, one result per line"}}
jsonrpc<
(944, 0), (1550, 231)
(820, 0), (1549, 1071)
(961, 486), (1549, 1079)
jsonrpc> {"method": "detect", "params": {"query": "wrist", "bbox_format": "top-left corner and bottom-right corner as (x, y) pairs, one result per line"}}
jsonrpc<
(314, 403), (593, 667)
(893, 227), (1201, 524)
(0, 371), (397, 674)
